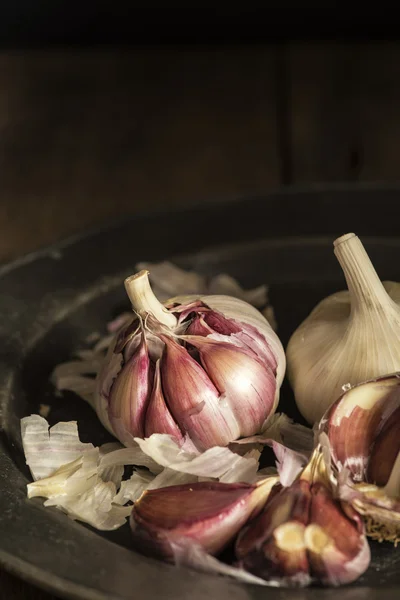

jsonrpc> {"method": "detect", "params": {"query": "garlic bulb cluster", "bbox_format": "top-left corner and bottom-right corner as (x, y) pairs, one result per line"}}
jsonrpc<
(287, 232), (400, 424)
(95, 270), (285, 451)
(129, 445), (371, 587)
(236, 449), (370, 587)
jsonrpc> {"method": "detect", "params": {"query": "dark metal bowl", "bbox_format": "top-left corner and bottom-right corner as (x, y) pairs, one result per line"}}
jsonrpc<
(1, 184), (399, 599)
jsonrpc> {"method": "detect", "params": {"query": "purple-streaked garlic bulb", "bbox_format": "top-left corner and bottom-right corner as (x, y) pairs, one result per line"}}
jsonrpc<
(95, 270), (285, 450)
(320, 375), (400, 544)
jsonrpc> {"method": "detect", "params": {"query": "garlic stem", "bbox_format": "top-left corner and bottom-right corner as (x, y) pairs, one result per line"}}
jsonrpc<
(124, 271), (177, 328)
(384, 451), (400, 498)
(334, 233), (393, 315)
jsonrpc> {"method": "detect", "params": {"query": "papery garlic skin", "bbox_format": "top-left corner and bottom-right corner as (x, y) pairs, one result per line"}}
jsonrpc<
(287, 232), (400, 424)
(95, 270), (285, 450)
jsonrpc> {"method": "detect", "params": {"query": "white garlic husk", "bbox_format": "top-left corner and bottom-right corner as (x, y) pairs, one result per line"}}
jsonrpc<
(287, 232), (400, 424)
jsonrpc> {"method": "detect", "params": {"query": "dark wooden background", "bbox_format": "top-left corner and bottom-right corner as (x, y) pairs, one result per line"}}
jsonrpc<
(1, 42), (400, 598)
(1, 43), (399, 265)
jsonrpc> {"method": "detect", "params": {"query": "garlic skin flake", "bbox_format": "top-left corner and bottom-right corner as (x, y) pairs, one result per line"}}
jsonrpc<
(21, 415), (265, 532)
(21, 414), (95, 480)
(287, 232), (400, 424)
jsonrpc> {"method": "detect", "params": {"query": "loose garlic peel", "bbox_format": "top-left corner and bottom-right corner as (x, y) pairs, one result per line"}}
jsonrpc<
(287, 232), (400, 424)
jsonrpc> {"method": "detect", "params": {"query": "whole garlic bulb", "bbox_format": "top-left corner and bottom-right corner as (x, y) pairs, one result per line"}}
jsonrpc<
(287, 232), (400, 424)
(95, 270), (285, 450)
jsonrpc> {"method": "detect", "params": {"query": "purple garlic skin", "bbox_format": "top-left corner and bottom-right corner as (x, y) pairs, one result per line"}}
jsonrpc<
(98, 270), (284, 450)
(130, 479), (275, 560)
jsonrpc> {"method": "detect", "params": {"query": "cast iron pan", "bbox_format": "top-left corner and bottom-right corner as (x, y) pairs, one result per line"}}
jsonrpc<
(1, 185), (399, 600)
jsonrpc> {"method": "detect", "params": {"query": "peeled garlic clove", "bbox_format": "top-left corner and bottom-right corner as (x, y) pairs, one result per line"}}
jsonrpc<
(235, 480), (311, 587)
(287, 232), (400, 424)
(108, 333), (152, 442)
(144, 361), (183, 443)
(306, 482), (370, 586)
(184, 335), (276, 437)
(322, 375), (400, 484)
(130, 479), (275, 560)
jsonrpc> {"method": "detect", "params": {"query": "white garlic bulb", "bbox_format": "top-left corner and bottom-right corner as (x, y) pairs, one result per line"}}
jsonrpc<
(287, 232), (400, 424)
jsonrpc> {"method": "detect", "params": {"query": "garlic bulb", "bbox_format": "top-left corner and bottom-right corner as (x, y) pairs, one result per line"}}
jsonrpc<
(95, 270), (285, 450)
(287, 232), (400, 424)
(320, 375), (400, 544)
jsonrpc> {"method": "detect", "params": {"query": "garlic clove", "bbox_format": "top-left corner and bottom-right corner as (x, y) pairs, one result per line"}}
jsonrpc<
(236, 479), (311, 586)
(322, 375), (400, 485)
(108, 333), (153, 442)
(130, 478), (275, 560)
(306, 481), (370, 586)
(287, 233), (400, 424)
(184, 335), (276, 437)
(160, 336), (240, 449)
(144, 361), (183, 443)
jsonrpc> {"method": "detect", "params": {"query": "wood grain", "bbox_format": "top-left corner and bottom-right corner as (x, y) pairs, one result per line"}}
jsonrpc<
(288, 42), (362, 183)
(0, 47), (279, 263)
(288, 42), (400, 183)
(356, 42), (400, 180)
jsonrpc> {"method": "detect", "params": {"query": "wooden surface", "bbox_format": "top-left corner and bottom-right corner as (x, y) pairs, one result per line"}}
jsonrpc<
(0, 47), (279, 263)
(1, 42), (400, 598)
(289, 42), (400, 182)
